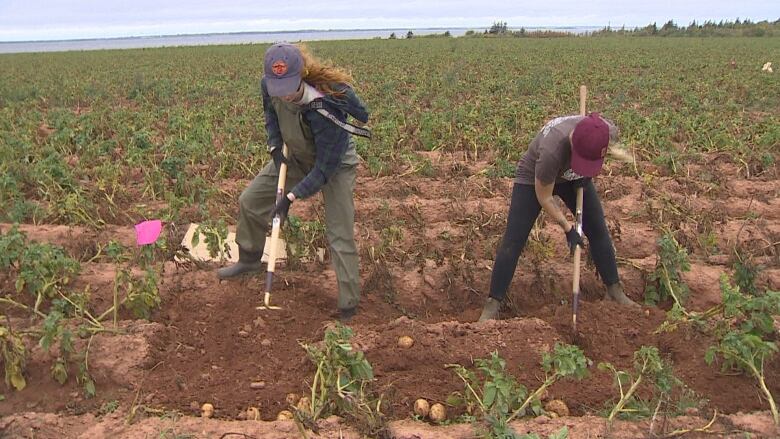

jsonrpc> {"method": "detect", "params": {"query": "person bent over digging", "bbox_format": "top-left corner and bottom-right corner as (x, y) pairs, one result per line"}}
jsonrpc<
(218, 43), (370, 321)
(479, 113), (639, 321)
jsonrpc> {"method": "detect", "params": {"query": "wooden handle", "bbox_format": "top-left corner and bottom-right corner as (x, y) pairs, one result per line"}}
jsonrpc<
(266, 143), (288, 276)
(573, 86), (586, 334)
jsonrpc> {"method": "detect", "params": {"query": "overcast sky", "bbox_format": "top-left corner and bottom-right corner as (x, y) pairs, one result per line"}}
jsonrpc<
(0, 0), (776, 41)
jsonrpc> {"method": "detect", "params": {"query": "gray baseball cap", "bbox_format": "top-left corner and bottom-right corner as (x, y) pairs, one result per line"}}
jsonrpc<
(263, 43), (304, 97)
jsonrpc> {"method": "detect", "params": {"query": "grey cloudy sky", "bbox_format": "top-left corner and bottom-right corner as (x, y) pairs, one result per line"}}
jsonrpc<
(0, 0), (776, 41)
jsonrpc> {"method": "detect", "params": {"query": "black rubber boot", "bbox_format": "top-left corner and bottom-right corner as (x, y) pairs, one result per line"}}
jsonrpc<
(478, 297), (501, 321)
(330, 307), (357, 323)
(338, 306), (357, 323)
(216, 247), (262, 279)
(605, 283), (640, 307)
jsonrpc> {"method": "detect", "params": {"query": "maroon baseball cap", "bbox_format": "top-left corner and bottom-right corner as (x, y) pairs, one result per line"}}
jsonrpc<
(263, 43), (304, 97)
(570, 112), (610, 177)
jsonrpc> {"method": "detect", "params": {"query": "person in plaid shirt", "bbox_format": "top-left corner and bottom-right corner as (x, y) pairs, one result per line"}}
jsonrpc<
(218, 43), (369, 322)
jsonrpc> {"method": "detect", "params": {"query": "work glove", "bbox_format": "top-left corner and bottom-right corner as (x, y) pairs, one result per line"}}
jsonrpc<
(565, 226), (584, 256)
(573, 177), (591, 189)
(270, 194), (293, 224)
(269, 146), (288, 170)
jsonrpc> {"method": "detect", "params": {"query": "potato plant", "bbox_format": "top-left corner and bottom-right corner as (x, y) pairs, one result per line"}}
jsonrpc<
(598, 346), (687, 423)
(191, 216), (231, 262)
(733, 256), (760, 297)
(285, 216), (327, 267)
(114, 267), (161, 321)
(301, 325), (387, 438)
(645, 232), (690, 306)
(38, 300), (96, 397)
(1, 225), (81, 314)
(505, 343), (589, 422)
(0, 227), (113, 397)
(653, 274), (779, 424)
(448, 351), (535, 437)
(0, 322), (27, 391)
(448, 344), (588, 438)
(707, 332), (778, 425)
(705, 276), (780, 425)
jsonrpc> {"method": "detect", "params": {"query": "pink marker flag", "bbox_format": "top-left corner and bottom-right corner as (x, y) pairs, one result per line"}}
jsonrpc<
(135, 220), (163, 246)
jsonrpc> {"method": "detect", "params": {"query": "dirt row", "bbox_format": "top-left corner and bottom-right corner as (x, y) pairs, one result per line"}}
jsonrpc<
(2, 409), (778, 438)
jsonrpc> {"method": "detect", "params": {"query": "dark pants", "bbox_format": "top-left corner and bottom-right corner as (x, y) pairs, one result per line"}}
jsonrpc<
(489, 181), (619, 301)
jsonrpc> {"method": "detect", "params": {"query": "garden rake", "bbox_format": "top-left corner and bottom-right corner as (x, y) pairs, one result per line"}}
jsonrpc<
(572, 85), (587, 339)
(257, 144), (288, 311)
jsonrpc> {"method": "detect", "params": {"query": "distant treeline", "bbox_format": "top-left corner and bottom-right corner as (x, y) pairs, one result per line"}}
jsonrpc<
(592, 18), (780, 37)
(456, 19), (780, 38)
(388, 30), (452, 39)
(385, 18), (780, 40)
(465, 22), (573, 38)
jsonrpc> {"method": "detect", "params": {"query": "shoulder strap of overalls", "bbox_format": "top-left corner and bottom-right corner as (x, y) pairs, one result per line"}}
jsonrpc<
(307, 101), (372, 139)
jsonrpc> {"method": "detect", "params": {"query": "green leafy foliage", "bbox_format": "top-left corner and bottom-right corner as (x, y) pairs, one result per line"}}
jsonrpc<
(1, 227), (98, 396)
(645, 233), (690, 306)
(98, 400), (120, 416)
(705, 276), (780, 425)
(104, 240), (128, 263)
(192, 218), (231, 261)
(541, 343), (589, 380)
(302, 324), (386, 437)
(78, 357), (96, 398)
(29, 299), (93, 396)
(517, 427), (569, 439)
(733, 257), (760, 297)
(15, 242), (81, 300)
(117, 268), (161, 320)
(448, 352), (532, 438)
(448, 344), (587, 438)
(0, 225), (27, 269)
(1, 37), (776, 227)
(599, 346), (687, 422)
(719, 275), (780, 337)
(1, 226), (80, 303)
(286, 216), (327, 267)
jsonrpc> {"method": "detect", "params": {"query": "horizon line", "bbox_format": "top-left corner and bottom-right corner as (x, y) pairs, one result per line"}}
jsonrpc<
(0, 25), (620, 45)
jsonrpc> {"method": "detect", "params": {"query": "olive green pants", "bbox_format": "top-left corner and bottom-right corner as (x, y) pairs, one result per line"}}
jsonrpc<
(235, 160), (360, 310)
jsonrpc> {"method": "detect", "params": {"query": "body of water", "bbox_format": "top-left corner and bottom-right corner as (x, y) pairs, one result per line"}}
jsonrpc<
(0, 27), (601, 54)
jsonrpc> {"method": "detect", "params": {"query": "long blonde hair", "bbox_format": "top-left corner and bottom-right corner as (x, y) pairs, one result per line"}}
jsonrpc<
(607, 143), (634, 163)
(296, 43), (354, 96)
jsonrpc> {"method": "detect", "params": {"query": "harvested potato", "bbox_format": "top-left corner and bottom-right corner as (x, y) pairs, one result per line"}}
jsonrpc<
(429, 403), (447, 422)
(397, 335), (414, 348)
(246, 406), (260, 420)
(277, 410), (294, 420)
(297, 396), (311, 412)
(201, 403), (214, 418)
(544, 399), (570, 417)
(285, 393), (301, 406)
(413, 398), (430, 417)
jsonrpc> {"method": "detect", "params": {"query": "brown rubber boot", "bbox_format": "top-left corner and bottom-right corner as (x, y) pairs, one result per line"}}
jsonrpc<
(605, 283), (640, 307)
(478, 297), (501, 321)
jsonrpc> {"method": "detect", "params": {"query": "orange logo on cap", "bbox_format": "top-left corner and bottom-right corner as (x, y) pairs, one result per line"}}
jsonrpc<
(272, 60), (288, 76)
